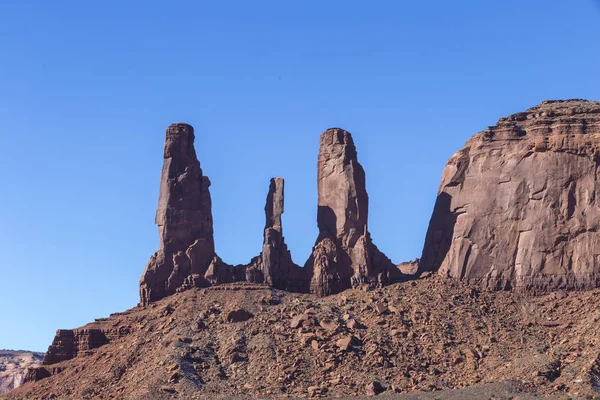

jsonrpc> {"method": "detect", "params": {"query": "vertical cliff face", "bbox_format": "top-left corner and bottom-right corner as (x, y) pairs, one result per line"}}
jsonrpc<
(307, 128), (400, 296)
(140, 123), (216, 305)
(419, 99), (600, 292)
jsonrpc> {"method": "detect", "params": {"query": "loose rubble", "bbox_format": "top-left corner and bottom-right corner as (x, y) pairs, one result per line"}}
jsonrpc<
(10, 276), (600, 399)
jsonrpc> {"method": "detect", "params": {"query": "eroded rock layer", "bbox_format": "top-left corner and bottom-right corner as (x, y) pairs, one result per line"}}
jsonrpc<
(140, 123), (216, 305)
(419, 99), (600, 291)
(42, 328), (132, 366)
(306, 128), (401, 296)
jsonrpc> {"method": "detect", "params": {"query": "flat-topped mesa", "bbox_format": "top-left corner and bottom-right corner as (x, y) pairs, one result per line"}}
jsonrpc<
(307, 128), (401, 296)
(419, 99), (600, 292)
(139, 123), (216, 305)
(246, 178), (308, 292)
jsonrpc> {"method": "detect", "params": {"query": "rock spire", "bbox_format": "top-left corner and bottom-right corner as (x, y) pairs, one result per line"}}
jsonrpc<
(306, 128), (401, 296)
(139, 123), (216, 305)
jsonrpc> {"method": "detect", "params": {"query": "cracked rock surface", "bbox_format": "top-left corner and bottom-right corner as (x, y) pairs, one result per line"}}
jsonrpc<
(419, 99), (600, 292)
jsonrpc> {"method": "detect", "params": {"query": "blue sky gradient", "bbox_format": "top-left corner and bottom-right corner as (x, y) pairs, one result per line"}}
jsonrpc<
(1, 1), (599, 351)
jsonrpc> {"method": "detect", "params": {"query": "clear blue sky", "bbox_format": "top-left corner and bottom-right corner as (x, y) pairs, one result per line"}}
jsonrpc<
(1, 1), (599, 352)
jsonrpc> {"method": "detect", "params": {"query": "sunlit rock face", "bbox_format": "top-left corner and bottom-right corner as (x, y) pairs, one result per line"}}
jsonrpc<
(419, 100), (600, 292)
(139, 125), (402, 304)
(140, 123), (216, 305)
(306, 128), (401, 296)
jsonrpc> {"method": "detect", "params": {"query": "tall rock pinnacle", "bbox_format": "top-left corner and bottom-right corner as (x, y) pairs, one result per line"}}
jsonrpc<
(307, 128), (400, 296)
(246, 178), (308, 292)
(139, 123), (216, 305)
(139, 124), (400, 304)
(419, 99), (600, 292)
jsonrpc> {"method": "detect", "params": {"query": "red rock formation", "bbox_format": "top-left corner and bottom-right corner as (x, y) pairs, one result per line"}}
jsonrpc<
(419, 99), (600, 291)
(140, 123), (216, 305)
(246, 178), (308, 292)
(139, 124), (399, 303)
(0, 351), (43, 393)
(42, 327), (132, 366)
(306, 128), (401, 296)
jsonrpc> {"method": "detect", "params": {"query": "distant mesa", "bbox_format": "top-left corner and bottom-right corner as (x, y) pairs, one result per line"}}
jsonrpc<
(0, 351), (43, 394)
(139, 125), (404, 305)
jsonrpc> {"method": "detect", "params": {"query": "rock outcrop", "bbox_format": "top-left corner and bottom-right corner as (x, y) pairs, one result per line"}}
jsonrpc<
(140, 123), (216, 305)
(139, 124), (400, 304)
(22, 326), (133, 385)
(0, 351), (43, 394)
(42, 328), (131, 366)
(246, 178), (308, 292)
(306, 128), (401, 296)
(419, 99), (600, 292)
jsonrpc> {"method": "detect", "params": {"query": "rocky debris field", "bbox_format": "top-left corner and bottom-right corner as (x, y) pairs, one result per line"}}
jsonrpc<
(5, 275), (600, 399)
(0, 351), (43, 394)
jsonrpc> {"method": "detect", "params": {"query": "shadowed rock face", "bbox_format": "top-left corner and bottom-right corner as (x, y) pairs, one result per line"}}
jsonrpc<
(307, 128), (401, 296)
(419, 99), (600, 292)
(139, 123), (216, 305)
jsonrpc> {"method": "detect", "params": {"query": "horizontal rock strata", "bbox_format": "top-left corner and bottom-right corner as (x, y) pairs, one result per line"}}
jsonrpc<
(419, 99), (600, 291)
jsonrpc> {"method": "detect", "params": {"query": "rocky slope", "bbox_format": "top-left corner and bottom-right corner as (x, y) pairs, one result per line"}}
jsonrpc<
(0, 351), (43, 394)
(7, 276), (600, 399)
(420, 99), (600, 292)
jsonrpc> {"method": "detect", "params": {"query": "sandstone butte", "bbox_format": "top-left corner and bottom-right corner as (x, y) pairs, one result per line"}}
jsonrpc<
(419, 99), (600, 291)
(12, 99), (600, 399)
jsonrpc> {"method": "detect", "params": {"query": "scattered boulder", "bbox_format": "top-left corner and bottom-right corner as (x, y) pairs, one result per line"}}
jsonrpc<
(374, 303), (387, 314)
(140, 123), (216, 305)
(336, 335), (354, 351)
(226, 309), (253, 323)
(366, 381), (386, 396)
(290, 314), (308, 329)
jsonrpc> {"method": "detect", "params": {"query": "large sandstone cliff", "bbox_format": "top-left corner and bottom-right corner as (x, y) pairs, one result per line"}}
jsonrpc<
(419, 99), (600, 291)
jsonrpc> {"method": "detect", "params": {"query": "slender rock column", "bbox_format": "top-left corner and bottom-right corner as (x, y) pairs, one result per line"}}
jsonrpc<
(247, 178), (308, 292)
(306, 128), (401, 296)
(139, 123), (216, 305)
